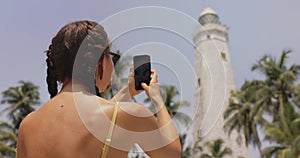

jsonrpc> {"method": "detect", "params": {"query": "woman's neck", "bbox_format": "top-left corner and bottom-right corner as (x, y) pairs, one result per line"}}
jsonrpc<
(60, 80), (89, 93)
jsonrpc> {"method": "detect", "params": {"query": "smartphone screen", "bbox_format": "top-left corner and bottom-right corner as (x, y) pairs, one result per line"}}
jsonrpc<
(133, 55), (151, 90)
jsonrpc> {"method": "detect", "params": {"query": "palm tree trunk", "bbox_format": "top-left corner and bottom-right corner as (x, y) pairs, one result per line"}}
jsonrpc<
(278, 92), (289, 133)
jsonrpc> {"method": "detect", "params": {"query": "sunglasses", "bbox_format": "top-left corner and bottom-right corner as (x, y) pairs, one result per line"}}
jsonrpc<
(109, 51), (120, 66)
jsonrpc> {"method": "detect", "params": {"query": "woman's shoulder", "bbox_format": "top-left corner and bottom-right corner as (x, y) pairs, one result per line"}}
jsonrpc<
(116, 101), (158, 132)
(117, 101), (153, 117)
(19, 111), (36, 132)
(94, 96), (152, 117)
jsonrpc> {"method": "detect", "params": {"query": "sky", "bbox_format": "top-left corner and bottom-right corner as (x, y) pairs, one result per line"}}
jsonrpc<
(0, 0), (300, 157)
(1, 0), (299, 101)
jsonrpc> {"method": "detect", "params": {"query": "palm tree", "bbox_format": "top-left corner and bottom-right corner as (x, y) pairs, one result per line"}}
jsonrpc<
(0, 121), (17, 157)
(0, 81), (40, 133)
(223, 50), (300, 157)
(200, 138), (232, 158)
(251, 50), (300, 125)
(251, 50), (300, 157)
(223, 87), (262, 152)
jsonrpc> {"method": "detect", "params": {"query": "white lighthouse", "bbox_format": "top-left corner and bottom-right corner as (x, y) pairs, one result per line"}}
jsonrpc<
(193, 7), (251, 158)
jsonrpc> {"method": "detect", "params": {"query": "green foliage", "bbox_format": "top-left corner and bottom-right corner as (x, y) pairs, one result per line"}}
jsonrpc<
(199, 138), (232, 158)
(0, 121), (17, 157)
(1, 81), (40, 131)
(223, 50), (300, 157)
(223, 89), (261, 149)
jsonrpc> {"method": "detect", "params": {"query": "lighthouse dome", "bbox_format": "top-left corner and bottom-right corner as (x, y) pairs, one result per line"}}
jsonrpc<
(198, 7), (220, 25)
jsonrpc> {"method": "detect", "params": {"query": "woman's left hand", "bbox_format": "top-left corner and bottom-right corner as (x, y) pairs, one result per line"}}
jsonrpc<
(128, 65), (143, 97)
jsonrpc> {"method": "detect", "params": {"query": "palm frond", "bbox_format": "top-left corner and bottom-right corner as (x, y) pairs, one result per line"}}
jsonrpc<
(261, 146), (285, 158)
(219, 147), (232, 157)
(223, 113), (240, 136)
(264, 123), (286, 144)
(200, 153), (212, 158)
(277, 50), (291, 69)
(172, 112), (191, 126)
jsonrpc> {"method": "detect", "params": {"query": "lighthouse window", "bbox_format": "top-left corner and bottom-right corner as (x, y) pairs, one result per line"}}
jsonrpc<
(197, 78), (201, 87)
(221, 52), (227, 61)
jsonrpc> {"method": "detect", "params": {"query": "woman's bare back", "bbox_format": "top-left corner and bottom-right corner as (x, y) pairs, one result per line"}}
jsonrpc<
(17, 90), (181, 158)
(17, 92), (129, 158)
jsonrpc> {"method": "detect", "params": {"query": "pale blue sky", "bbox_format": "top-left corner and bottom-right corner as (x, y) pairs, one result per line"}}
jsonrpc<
(1, 0), (299, 101)
(0, 1), (299, 156)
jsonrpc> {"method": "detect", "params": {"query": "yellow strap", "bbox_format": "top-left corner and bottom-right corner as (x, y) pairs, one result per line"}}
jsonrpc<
(101, 100), (119, 158)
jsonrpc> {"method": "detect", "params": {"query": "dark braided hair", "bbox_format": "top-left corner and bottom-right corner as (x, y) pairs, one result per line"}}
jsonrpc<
(45, 20), (110, 98)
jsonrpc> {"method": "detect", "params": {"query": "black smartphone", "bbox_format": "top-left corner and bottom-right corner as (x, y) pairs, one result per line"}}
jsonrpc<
(133, 55), (151, 90)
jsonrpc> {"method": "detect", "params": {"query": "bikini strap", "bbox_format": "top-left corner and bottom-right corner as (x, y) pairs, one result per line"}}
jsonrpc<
(101, 100), (119, 158)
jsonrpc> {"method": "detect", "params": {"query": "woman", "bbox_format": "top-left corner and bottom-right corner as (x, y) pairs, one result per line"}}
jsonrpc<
(17, 20), (181, 158)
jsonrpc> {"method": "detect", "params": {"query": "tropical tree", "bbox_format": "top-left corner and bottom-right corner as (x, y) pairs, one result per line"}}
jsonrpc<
(1, 81), (40, 133)
(251, 50), (300, 125)
(223, 50), (300, 157)
(0, 121), (17, 157)
(251, 50), (300, 157)
(223, 87), (262, 152)
(200, 138), (232, 158)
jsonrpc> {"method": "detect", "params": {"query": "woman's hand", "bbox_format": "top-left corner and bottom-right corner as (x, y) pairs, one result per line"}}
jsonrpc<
(141, 70), (164, 107)
(128, 65), (143, 97)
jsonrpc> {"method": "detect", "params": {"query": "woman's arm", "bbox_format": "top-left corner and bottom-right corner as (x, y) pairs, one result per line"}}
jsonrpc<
(120, 102), (181, 158)
(113, 67), (181, 157)
(138, 70), (181, 158)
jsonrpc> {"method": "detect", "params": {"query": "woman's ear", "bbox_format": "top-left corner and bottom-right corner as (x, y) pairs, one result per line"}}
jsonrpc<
(99, 64), (103, 80)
